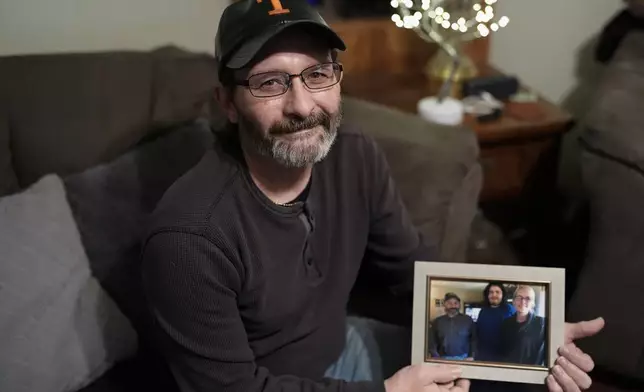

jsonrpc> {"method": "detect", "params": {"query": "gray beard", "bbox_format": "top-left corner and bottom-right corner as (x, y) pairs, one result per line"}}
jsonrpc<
(239, 108), (342, 168)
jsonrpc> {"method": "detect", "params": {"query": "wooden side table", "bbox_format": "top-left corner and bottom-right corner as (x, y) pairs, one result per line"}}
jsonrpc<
(340, 66), (574, 202)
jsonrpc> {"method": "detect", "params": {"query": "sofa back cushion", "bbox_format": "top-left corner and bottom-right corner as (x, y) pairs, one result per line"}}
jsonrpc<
(0, 46), (220, 190)
(63, 122), (214, 336)
(581, 32), (644, 171)
(340, 96), (481, 262)
(1, 51), (154, 188)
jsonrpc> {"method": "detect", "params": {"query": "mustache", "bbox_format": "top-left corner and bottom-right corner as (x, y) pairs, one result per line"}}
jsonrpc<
(269, 112), (331, 135)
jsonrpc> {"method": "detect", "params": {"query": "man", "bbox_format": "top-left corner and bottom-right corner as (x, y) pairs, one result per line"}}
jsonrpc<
(141, 1), (605, 392)
(475, 282), (515, 362)
(428, 293), (476, 361)
(500, 285), (547, 366)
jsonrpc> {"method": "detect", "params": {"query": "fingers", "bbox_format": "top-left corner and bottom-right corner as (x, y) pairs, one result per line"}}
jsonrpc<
(435, 383), (453, 391)
(555, 356), (592, 390)
(417, 364), (462, 384)
(551, 363), (581, 392)
(547, 375), (564, 392)
(558, 343), (595, 373)
(565, 318), (605, 342)
(451, 379), (470, 392)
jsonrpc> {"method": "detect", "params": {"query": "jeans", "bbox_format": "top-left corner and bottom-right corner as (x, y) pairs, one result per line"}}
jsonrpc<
(441, 354), (469, 360)
(323, 316), (412, 383)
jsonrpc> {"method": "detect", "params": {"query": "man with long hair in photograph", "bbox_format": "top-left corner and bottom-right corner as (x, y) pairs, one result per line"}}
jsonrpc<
(474, 282), (516, 362)
(500, 285), (547, 366)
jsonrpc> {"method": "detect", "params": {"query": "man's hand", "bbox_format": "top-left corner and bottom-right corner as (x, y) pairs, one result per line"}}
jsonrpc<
(384, 364), (470, 392)
(547, 317), (605, 392)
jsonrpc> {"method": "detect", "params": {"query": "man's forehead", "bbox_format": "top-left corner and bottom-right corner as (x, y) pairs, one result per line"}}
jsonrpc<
(516, 288), (532, 296)
(246, 28), (330, 66)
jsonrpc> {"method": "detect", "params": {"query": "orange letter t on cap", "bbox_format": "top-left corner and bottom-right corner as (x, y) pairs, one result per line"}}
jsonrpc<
(257, 0), (290, 15)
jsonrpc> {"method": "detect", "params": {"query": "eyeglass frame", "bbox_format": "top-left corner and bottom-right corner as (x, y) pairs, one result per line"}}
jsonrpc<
(233, 62), (344, 98)
(513, 295), (533, 303)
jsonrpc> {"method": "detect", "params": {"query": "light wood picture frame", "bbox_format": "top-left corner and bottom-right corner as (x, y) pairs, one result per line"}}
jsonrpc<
(412, 262), (565, 384)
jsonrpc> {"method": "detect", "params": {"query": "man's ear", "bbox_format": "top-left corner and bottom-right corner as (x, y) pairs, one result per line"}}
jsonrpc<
(214, 85), (239, 124)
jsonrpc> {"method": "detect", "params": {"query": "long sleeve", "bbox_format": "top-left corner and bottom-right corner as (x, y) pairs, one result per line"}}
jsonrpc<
(532, 317), (547, 366)
(428, 321), (439, 357)
(349, 134), (438, 327)
(141, 231), (381, 392)
(499, 318), (512, 361)
(469, 318), (477, 358)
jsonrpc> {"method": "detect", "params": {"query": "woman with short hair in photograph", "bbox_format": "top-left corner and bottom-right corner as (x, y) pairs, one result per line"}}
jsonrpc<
(499, 285), (546, 366)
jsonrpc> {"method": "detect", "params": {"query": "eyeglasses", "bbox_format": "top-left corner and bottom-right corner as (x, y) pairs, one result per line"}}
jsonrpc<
(514, 296), (533, 303)
(236, 62), (343, 98)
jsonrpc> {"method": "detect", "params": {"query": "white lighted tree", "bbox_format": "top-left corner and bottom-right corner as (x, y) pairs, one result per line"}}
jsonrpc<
(391, 0), (509, 49)
(390, 0), (510, 95)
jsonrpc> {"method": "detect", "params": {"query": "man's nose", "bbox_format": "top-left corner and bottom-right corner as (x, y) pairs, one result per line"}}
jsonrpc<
(283, 77), (315, 118)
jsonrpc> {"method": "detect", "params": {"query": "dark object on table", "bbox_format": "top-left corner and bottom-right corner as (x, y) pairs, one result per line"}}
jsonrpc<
(462, 75), (519, 101)
(477, 108), (503, 123)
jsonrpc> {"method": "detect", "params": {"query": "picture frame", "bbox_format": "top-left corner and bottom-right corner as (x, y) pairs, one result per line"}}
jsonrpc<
(411, 261), (566, 385)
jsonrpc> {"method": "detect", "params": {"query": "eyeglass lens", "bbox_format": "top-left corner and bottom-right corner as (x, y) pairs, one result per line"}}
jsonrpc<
(247, 63), (341, 97)
(514, 296), (532, 303)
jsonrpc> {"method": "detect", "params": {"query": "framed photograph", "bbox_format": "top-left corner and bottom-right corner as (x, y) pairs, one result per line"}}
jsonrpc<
(411, 261), (565, 384)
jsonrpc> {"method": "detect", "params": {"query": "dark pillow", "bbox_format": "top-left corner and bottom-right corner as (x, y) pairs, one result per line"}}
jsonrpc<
(62, 121), (214, 335)
(150, 46), (220, 127)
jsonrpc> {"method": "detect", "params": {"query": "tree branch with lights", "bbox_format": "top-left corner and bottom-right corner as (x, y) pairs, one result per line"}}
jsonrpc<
(390, 0), (510, 99)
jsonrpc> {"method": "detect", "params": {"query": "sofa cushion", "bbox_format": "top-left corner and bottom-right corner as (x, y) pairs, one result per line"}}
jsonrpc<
(0, 51), (155, 188)
(151, 46), (221, 128)
(340, 96), (481, 262)
(0, 174), (138, 392)
(582, 32), (644, 172)
(0, 46), (223, 190)
(62, 122), (214, 336)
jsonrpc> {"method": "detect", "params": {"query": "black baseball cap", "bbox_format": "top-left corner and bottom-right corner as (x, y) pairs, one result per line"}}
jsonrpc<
(215, 0), (346, 78)
(444, 293), (461, 303)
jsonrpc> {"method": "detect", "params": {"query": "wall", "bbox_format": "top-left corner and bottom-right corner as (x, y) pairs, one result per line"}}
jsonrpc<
(490, 0), (624, 105)
(0, 0), (623, 93)
(428, 283), (548, 321)
(0, 0), (228, 56)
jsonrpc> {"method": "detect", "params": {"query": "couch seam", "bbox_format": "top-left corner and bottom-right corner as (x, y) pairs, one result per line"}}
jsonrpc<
(579, 135), (644, 178)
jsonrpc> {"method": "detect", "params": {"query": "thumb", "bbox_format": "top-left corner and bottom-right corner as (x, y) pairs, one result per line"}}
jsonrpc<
(565, 317), (605, 342)
(417, 364), (462, 385)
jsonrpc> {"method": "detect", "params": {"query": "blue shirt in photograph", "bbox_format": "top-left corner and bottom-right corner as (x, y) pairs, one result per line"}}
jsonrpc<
(475, 302), (515, 362)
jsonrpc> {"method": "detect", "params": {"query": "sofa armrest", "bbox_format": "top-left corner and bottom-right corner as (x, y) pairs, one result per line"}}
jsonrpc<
(341, 95), (482, 262)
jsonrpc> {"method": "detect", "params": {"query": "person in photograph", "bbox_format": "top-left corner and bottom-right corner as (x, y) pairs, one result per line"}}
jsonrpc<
(474, 282), (516, 362)
(500, 285), (546, 366)
(428, 293), (477, 361)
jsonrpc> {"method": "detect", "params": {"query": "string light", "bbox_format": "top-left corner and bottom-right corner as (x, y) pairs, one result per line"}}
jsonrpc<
(391, 0), (509, 37)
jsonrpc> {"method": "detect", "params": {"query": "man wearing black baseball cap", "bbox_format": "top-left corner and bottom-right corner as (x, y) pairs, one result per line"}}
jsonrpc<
(215, 0), (346, 78)
(428, 293), (477, 361)
(141, 1), (604, 392)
